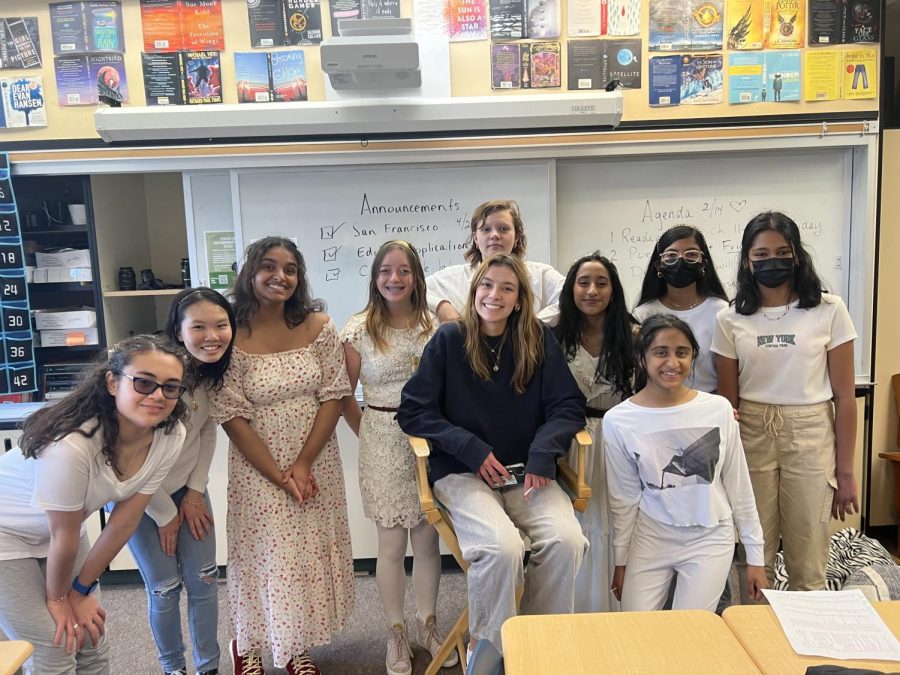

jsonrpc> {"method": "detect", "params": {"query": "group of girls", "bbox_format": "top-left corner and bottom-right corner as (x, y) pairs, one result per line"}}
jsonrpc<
(0, 196), (857, 675)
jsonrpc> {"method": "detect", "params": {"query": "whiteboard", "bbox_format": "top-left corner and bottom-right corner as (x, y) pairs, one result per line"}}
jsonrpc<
(236, 161), (554, 331)
(556, 148), (852, 309)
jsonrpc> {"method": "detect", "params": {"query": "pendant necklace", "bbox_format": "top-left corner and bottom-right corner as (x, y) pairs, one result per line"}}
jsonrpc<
(482, 332), (507, 372)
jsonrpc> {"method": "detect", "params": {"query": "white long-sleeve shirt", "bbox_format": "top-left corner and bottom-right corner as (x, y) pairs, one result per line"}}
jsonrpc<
(603, 391), (764, 567)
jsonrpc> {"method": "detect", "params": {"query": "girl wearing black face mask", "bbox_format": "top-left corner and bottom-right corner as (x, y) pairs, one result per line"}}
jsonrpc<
(712, 211), (858, 603)
(634, 226), (729, 395)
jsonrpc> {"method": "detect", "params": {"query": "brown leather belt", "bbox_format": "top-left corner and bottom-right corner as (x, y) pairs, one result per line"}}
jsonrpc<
(367, 404), (399, 413)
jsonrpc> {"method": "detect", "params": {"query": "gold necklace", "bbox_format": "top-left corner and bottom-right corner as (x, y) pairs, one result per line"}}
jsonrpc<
(661, 295), (703, 311)
(481, 332), (507, 372)
(116, 437), (151, 478)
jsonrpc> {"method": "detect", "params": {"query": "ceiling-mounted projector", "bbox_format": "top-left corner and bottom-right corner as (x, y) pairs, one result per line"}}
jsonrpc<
(320, 18), (421, 91)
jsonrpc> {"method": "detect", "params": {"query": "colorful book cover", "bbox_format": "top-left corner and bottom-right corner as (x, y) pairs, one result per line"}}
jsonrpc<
(527, 41), (561, 88)
(567, 39), (604, 89)
(283, 0), (323, 45)
(728, 52), (764, 103)
(491, 43), (522, 88)
(184, 50), (221, 103)
(688, 0), (723, 50)
(649, 0), (689, 51)
(649, 54), (681, 104)
(808, 0), (847, 45)
(490, 0), (526, 38)
(270, 49), (307, 101)
(0, 18), (42, 69)
(842, 48), (876, 99)
(249, 0), (285, 46)
(607, 39), (642, 88)
(567, 0), (601, 36)
(680, 53), (723, 104)
(528, 0), (561, 38)
(847, 0), (878, 43)
(179, 0), (225, 51)
(50, 1), (124, 54)
(140, 0), (182, 51)
(236, 50), (308, 102)
(449, 0), (488, 41)
(726, 0), (764, 49)
(766, 0), (805, 48)
(0, 77), (47, 128)
(235, 51), (271, 102)
(55, 53), (128, 105)
(765, 50), (800, 101)
(804, 49), (841, 100)
(608, 0), (641, 35)
(142, 52), (185, 105)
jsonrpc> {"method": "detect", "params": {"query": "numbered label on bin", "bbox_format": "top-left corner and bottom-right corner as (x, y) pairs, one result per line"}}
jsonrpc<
(0, 212), (19, 238)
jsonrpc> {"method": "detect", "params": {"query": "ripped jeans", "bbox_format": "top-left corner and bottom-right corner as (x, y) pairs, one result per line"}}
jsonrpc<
(125, 487), (220, 673)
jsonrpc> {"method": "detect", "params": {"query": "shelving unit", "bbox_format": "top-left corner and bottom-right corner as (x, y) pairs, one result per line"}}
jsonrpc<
(102, 289), (182, 298)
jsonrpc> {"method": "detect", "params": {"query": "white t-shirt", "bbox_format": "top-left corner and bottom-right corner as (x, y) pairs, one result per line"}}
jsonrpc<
(603, 391), (764, 566)
(633, 297), (728, 394)
(0, 420), (185, 561)
(425, 260), (564, 323)
(711, 293), (857, 405)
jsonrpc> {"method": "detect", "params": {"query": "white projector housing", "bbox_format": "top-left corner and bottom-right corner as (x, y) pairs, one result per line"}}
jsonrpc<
(94, 92), (624, 143)
(321, 18), (422, 91)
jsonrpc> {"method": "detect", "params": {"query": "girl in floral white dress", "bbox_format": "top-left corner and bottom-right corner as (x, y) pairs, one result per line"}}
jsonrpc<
(210, 237), (353, 675)
(341, 241), (456, 675)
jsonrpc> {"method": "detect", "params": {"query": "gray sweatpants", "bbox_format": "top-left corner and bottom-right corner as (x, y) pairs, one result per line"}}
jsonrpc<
(0, 534), (110, 675)
(433, 473), (587, 652)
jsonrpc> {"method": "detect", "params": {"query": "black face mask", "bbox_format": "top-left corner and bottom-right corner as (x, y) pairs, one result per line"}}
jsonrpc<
(752, 257), (794, 288)
(659, 259), (703, 288)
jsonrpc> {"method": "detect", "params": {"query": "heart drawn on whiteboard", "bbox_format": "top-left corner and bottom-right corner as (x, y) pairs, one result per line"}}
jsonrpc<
(729, 200), (747, 212)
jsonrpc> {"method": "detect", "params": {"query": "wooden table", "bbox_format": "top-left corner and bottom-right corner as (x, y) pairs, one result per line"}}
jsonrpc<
(0, 640), (32, 675)
(501, 610), (762, 674)
(723, 601), (900, 674)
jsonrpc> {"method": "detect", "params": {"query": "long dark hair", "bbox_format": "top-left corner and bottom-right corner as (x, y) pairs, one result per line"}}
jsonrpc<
(165, 288), (236, 390)
(20, 335), (188, 473)
(230, 236), (324, 331)
(634, 314), (700, 392)
(635, 225), (728, 308)
(734, 211), (825, 315)
(554, 253), (636, 398)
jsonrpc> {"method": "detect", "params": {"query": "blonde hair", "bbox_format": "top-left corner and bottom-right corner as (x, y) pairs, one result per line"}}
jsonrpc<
(461, 253), (543, 394)
(361, 240), (433, 352)
(463, 199), (528, 267)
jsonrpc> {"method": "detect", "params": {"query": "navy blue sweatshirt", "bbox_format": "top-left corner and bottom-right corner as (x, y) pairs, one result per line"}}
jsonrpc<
(397, 321), (586, 484)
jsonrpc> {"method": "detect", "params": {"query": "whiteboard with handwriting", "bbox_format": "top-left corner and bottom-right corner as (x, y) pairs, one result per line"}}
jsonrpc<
(235, 161), (553, 331)
(556, 148), (851, 309)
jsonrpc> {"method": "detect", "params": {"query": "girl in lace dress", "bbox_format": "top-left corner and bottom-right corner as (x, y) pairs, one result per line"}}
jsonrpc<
(552, 253), (637, 612)
(341, 241), (456, 675)
(210, 237), (353, 675)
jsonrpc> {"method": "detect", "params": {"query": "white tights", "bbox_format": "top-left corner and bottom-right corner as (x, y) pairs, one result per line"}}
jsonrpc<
(376, 520), (441, 625)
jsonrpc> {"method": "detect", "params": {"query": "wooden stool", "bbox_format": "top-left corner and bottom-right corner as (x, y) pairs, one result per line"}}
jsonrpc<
(0, 640), (33, 675)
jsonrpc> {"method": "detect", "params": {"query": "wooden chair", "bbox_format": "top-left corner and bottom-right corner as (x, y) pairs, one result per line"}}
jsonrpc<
(0, 640), (33, 675)
(878, 374), (900, 544)
(410, 430), (593, 674)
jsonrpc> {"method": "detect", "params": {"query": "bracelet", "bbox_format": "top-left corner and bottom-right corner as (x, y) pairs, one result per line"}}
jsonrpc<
(182, 498), (205, 507)
(46, 593), (67, 605)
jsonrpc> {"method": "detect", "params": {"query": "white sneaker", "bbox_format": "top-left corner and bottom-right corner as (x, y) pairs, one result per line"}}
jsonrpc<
(386, 622), (413, 675)
(416, 614), (459, 668)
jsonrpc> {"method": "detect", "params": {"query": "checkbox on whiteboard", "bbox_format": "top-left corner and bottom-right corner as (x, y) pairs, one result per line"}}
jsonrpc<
(321, 223), (343, 239)
(323, 246), (341, 262)
(325, 269), (340, 281)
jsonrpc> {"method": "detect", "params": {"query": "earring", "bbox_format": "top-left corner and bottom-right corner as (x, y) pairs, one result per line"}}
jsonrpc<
(657, 270), (663, 278)
(514, 305), (520, 311)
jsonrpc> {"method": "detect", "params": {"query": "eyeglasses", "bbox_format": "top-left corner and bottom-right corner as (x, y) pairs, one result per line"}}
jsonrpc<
(116, 372), (187, 400)
(659, 250), (704, 266)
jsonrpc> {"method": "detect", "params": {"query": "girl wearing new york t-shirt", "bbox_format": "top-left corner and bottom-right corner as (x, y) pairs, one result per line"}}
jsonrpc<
(712, 211), (858, 599)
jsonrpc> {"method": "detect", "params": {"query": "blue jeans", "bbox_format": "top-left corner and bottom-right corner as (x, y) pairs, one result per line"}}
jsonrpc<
(123, 487), (220, 673)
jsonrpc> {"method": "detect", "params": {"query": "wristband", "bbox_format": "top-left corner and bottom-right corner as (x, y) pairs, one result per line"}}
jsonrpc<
(72, 577), (98, 596)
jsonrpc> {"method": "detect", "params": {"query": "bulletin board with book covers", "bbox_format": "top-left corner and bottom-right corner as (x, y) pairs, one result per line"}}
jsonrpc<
(0, 0), (881, 143)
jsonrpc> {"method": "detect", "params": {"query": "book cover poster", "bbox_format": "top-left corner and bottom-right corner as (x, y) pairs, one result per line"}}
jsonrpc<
(804, 49), (841, 100)
(766, 0), (805, 48)
(608, 0), (641, 35)
(412, 0), (449, 36)
(649, 54), (681, 104)
(364, 0), (401, 18)
(270, 49), (307, 101)
(236, 49), (308, 102)
(491, 43), (521, 88)
(728, 52), (764, 102)
(329, 0), (360, 37)
(449, 0), (488, 42)
(55, 53), (128, 105)
(248, 0), (285, 46)
(0, 18), (42, 69)
(847, 0), (878, 42)
(765, 50), (800, 100)
(184, 50), (221, 103)
(50, 2), (124, 54)
(284, 0), (323, 45)
(649, 0), (689, 51)
(842, 48), (876, 99)
(607, 38), (642, 88)
(142, 52), (185, 104)
(688, 0), (723, 50)
(528, 0), (561, 38)
(0, 77), (47, 128)
(141, 0), (182, 51)
(490, 0), (526, 38)
(726, 0), (764, 49)
(235, 51), (271, 102)
(180, 0), (226, 51)
(808, 0), (846, 45)
(567, 39), (604, 89)
(568, 0), (601, 36)
(527, 41), (561, 88)
(680, 53), (723, 104)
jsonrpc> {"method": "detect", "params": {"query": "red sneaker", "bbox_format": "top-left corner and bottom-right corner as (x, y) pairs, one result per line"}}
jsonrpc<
(286, 651), (320, 675)
(230, 639), (264, 675)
